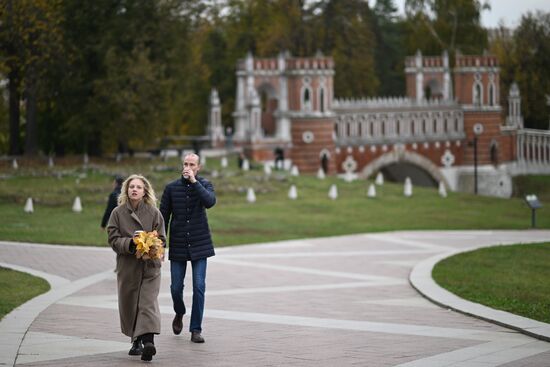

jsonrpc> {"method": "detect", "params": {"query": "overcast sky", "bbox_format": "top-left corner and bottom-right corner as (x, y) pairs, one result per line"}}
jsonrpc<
(377, 0), (550, 28)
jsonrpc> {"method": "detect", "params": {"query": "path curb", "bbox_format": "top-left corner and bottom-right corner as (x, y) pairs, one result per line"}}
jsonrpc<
(409, 244), (550, 343)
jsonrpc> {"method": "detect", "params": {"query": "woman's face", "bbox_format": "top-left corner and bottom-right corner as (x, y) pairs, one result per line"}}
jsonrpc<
(128, 178), (145, 202)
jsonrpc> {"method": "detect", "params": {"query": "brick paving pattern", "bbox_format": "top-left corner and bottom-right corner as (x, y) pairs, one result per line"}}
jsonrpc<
(1, 230), (549, 366)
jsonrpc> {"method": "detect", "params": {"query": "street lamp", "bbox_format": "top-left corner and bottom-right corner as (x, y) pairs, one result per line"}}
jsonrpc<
(471, 123), (484, 195)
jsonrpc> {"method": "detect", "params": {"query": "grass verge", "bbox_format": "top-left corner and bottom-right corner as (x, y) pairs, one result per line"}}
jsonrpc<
(0, 267), (50, 320)
(433, 242), (550, 324)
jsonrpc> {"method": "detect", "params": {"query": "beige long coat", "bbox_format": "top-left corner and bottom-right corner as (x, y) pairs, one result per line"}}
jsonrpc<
(107, 201), (166, 340)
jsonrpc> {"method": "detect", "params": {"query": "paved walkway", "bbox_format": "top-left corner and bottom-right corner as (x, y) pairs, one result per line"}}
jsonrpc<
(1, 230), (549, 366)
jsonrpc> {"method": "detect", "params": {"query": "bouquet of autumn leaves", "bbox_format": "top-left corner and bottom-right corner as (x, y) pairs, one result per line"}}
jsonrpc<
(133, 230), (164, 260)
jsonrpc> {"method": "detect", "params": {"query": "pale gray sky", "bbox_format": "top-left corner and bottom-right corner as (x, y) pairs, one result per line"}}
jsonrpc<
(374, 0), (550, 28)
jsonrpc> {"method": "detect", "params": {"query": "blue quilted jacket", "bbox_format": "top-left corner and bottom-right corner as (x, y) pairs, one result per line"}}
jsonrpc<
(160, 176), (216, 261)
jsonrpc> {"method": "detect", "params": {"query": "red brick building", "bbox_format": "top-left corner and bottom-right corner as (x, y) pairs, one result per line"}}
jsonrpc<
(211, 51), (549, 197)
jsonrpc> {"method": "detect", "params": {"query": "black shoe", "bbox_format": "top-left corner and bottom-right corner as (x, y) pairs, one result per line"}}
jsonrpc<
(172, 314), (183, 335)
(191, 331), (205, 343)
(128, 339), (143, 356)
(141, 342), (156, 362)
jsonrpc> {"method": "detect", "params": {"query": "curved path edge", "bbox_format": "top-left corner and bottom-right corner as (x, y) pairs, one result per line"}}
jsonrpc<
(0, 261), (114, 367)
(409, 243), (550, 343)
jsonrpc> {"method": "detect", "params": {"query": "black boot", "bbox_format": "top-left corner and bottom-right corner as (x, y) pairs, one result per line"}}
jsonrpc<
(140, 333), (156, 362)
(128, 338), (143, 356)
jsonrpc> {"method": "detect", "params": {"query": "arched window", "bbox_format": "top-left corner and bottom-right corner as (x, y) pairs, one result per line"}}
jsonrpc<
(301, 77), (313, 111)
(302, 87), (312, 111)
(319, 88), (325, 112)
(473, 84), (481, 105)
(488, 83), (496, 106)
(473, 73), (483, 106)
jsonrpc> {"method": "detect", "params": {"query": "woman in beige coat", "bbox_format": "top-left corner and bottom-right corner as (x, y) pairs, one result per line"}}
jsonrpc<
(107, 174), (166, 361)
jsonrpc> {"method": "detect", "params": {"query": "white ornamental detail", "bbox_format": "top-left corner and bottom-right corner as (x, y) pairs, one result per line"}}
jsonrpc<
(342, 155), (358, 173)
(441, 149), (455, 167)
(302, 131), (314, 144)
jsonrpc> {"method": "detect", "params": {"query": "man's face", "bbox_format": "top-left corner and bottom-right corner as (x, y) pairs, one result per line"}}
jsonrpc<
(182, 155), (200, 177)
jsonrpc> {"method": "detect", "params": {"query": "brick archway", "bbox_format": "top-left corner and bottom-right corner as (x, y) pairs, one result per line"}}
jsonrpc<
(360, 147), (450, 188)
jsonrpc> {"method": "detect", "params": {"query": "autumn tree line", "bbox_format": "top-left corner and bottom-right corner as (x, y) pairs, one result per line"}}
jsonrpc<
(1, 0), (549, 157)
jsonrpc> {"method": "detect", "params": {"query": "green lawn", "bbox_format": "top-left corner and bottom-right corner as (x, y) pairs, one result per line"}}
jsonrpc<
(433, 243), (550, 324)
(0, 267), (50, 320)
(1, 156), (548, 246)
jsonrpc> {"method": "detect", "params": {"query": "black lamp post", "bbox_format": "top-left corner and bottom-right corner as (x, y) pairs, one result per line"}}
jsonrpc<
(525, 195), (543, 228)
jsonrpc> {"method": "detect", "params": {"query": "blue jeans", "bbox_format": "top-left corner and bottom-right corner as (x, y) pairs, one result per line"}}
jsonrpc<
(170, 258), (207, 332)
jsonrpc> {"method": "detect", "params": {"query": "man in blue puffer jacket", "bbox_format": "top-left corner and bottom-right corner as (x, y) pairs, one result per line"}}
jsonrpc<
(160, 153), (216, 343)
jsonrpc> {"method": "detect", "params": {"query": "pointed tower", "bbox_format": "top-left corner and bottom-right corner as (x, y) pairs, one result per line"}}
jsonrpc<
(506, 82), (523, 129)
(208, 88), (224, 146)
(405, 50), (452, 101)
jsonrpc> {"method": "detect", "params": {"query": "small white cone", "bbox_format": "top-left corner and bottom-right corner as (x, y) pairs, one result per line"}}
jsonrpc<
(344, 172), (355, 182)
(375, 172), (384, 185)
(290, 165), (299, 177)
(221, 157), (228, 168)
(246, 187), (256, 203)
(438, 181), (447, 198)
(242, 159), (250, 171)
(48, 157), (54, 168)
(264, 163), (272, 176)
(367, 184), (376, 198)
(288, 185), (298, 200)
(328, 184), (338, 200)
(404, 177), (413, 197)
(72, 196), (82, 212)
(83, 153), (89, 165)
(317, 168), (325, 179)
(24, 197), (34, 213)
(12, 159), (18, 169)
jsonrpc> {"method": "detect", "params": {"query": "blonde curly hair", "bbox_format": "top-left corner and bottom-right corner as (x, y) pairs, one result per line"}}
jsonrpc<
(118, 174), (157, 206)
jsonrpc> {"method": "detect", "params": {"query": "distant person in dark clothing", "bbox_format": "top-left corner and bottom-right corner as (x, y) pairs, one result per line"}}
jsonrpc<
(101, 175), (124, 230)
(274, 147), (284, 170)
(321, 153), (329, 174)
(225, 126), (233, 150)
(238, 152), (245, 169)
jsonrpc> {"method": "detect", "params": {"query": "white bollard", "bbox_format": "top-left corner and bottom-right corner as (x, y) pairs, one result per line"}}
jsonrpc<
(367, 183), (376, 198)
(317, 168), (325, 180)
(404, 177), (413, 197)
(375, 172), (384, 185)
(264, 163), (272, 176)
(72, 196), (82, 212)
(12, 159), (18, 169)
(48, 157), (54, 168)
(221, 156), (228, 168)
(242, 159), (250, 171)
(290, 165), (300, 177)
(288, 185), (298, 200)
(24, 197), (34, 213)
(344, 172), (355, 182)
(438, 181), (447, 198)
(328, 184), (338, 200)
(246, 187), (256, 203)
